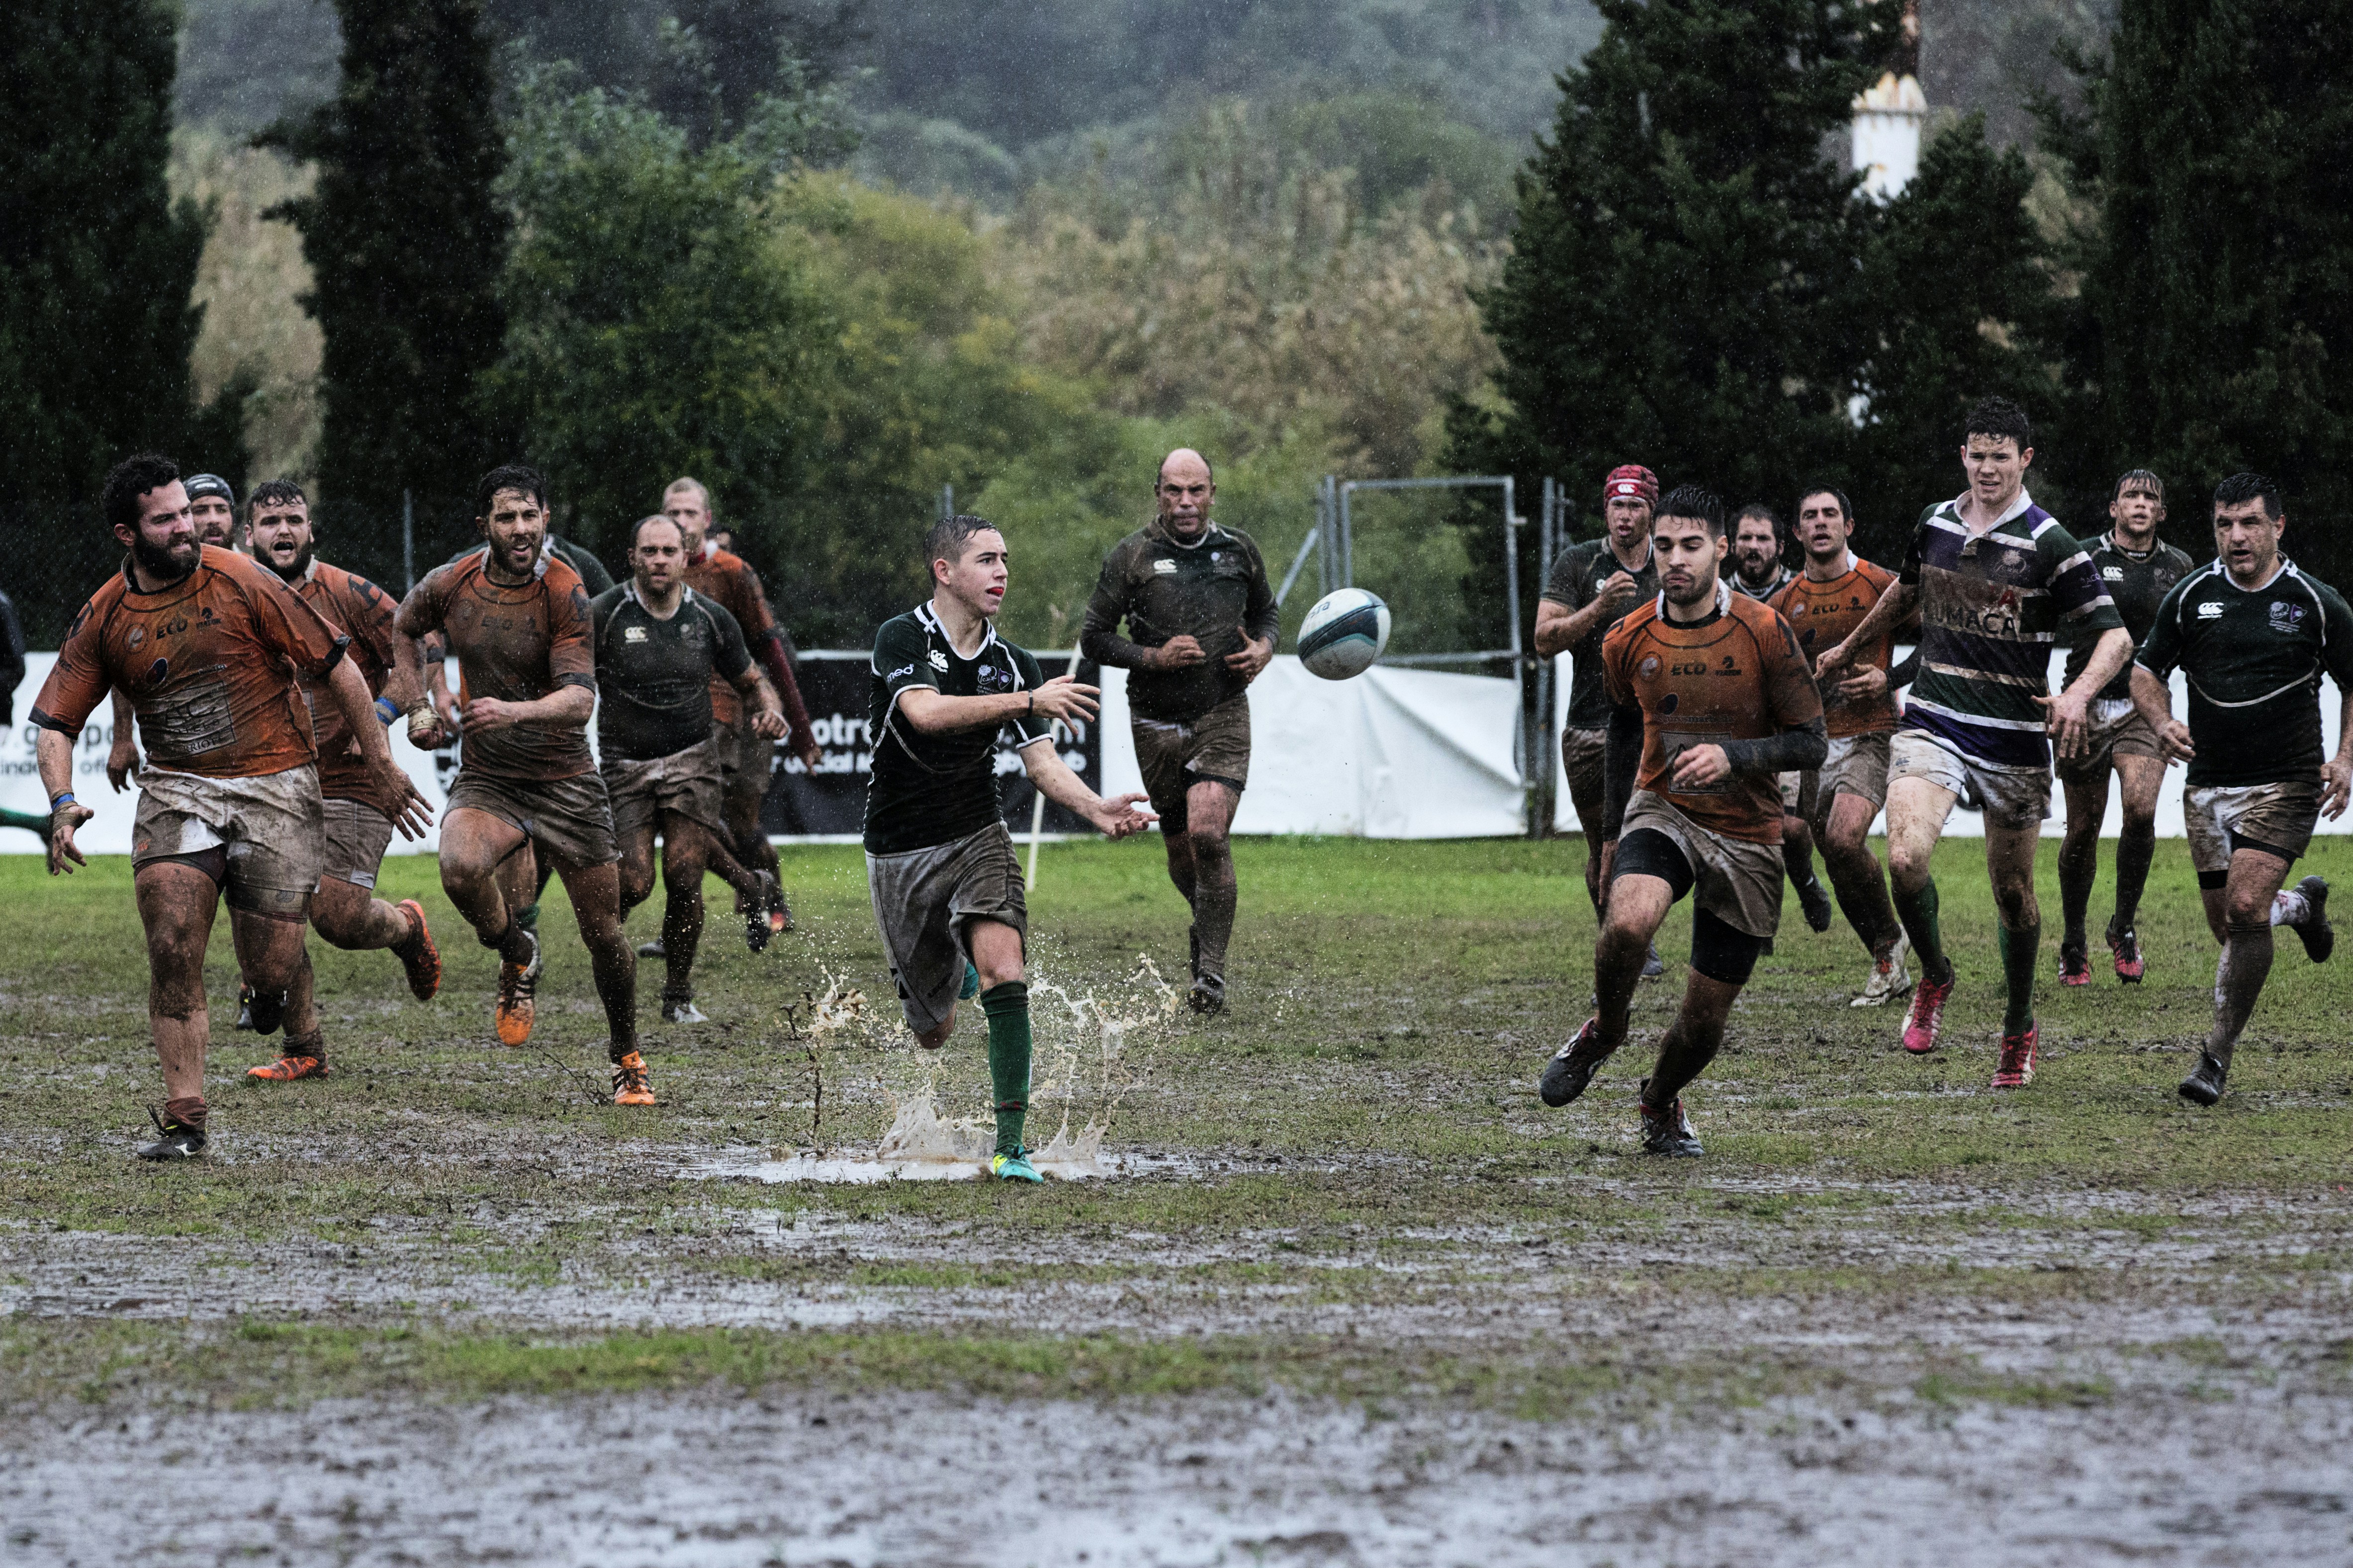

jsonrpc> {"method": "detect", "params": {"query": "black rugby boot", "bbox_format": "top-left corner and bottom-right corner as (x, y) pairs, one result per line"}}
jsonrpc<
(1637, 1080), (1704, 1157)
(2291, 876), (2333, 963)
(1539, 1017), (1613, 1108)
(135, 1108), (207, 1161)
(2178, 1051), (2229, 1108)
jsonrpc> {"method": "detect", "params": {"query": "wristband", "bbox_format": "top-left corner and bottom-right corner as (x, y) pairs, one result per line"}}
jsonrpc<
(50, 791), (76, 811)
(374, 697), (401, 725)
(1026, 691), (1034, 715)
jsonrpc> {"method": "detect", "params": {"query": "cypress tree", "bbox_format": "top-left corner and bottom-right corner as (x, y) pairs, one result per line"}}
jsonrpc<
(260, 0), (510, 577)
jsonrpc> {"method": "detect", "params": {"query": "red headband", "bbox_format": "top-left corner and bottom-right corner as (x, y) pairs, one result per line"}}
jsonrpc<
(1604, 464), (1659, 504)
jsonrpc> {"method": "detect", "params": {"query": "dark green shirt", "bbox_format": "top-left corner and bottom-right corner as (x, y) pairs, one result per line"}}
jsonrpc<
(1541, 537), (1659, 729)
(1081, 520), (1279, 723)
(864, 603), (1053, 855)
(2136, 559), (2353, 788)
(2065, 533), (2195, 701)
(589, 585), (752, 762)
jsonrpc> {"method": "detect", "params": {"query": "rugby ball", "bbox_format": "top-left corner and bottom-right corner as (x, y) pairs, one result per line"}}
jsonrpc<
(1298, 588), (1391, 680)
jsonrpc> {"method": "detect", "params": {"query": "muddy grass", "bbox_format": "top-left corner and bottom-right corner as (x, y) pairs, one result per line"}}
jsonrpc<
(2, 839), (2351, 1563)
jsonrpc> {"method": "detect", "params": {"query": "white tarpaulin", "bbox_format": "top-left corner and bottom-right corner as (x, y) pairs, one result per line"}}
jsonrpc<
(1102, 656), (1526, 838)
(1549, 645), (2352, 840)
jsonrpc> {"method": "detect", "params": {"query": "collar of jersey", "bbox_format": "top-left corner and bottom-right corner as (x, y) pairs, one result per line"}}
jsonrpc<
(1945, 487), (2037, 535)
(622, 582), (695, 615)
(1150, 518), (1226, 551)
(915, 599), (997, 659)
(1803, 549), (1857, 583)
(1654, 578), (1733, 622)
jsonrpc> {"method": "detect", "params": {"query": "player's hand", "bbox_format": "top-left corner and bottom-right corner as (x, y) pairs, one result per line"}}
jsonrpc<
(1833, 667), (1888, 705)
(47, 802), (92, 876)
(2156, 717), (2195, 765)
(1670, 743), (1731, 789)
(406, 705), (449, 751)
(750, 710), (787, 741)
(371, 758), (435, 841)
(1813, 638), (1856, 680)
(461, 696), (529, 733)
(106, 736), (140, 792)
(2036, 691), (2092, 759)
(1223, 628), (1273, 682)
(430, 685), (462, 734)
(795, 736), (821, 770)
(2322, 755), (2352, 820)
(1153, 635), (1208, 671)
(1597, 572), (1641, 613)
(1089, 792), (1158, 841)
(1029, 675), (1100, 726)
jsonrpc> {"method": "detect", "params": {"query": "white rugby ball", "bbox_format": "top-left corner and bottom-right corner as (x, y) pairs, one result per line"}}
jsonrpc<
(1298, 588), (1392, 680)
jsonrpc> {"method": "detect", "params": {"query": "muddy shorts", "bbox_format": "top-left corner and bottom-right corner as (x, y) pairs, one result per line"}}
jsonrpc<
(1817, 731), (1893, 811)
(446, 768), (620, 868)
(866, 822), (1027, 1036)
(1619, 789), (1785, 940)
(719, 717), (775, 801)
(603, 733), (730, 844)
(318, 795), (396, 889)
(1132, 695), (1251, 834)
(1889, 727), (2051, 831)
(131, 764), (325, 921)
(1561, 725), (1610, 832)
(2055, 697), (2163, 785)
(2184, 779), (2321, 877)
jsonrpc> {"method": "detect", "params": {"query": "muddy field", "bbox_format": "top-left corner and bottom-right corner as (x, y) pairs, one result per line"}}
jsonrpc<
(3, 840), (2350, 1564)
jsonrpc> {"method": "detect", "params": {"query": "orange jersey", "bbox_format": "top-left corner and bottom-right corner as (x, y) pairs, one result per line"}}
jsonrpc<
(684, 544), (775, 727)
(289, 559), (402, 800)
(397, 550), (596, 781)
(33, 545), (347, 779)
(1601, 586), (1825, 843)
(1767, 556), (1902, 739)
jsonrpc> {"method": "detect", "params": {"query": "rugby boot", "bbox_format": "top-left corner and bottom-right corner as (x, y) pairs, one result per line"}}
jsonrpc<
(234, 983), (257, 1032)
(1852, 932), (1914, 1008)
(1901, 969), (1953, 1054)
(1794, 874), (1833, 934)
(661, 995), (709, 1025)
(1187, 973), (1227, 1015)
(991, 1147), (1044, 1183)
(636, 940), (667, 959)
(246, 1052), (328, 1082)
(2289, 875), (2333, 962)
(610, 1050), (657, 1106)
(2107, 922), (2145, 984)
(392, 899), (442, 1001)
(495, 930), (543, 1047)
(2178, 1050), (2229, 1107)
(1640, 943), (1666, 980)
(2058, 942), (2090, 988)
(134, 1107), (207, 1161)
(743, 871), (781, 954)
(1636, 1081), (1703, 1158)
(1539, 1016), (1613, 1108)
(1990, 1023), (2039, 1089)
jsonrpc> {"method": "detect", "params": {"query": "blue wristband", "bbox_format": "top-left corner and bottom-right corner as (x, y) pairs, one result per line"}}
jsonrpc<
(51, 791), (75, 811)
(375, 697), (401, 725)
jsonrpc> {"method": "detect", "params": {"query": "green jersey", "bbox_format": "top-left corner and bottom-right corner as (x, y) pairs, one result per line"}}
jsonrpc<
(1541, 537), (1660, 729)
(589, 584), (752, 762)
(2064, 532), (2195, 701)
(864, 603), (1053, 855)
(2135, 558), (2353, 788)
(1080, 520), (1279, 723)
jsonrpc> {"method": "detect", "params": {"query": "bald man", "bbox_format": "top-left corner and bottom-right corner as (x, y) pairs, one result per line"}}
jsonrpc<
(1082, 449), (1279, 1013)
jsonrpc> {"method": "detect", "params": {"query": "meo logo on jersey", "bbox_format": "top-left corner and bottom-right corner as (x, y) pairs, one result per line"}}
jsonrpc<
(928, 649), (950, 671)
(2197, 601), (2225, 620)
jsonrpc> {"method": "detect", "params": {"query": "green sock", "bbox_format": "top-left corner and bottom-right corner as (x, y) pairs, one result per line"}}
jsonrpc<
(1892, 876), (1951, 983)
(515, 901), (540, 933)
(0, 808), (51, 836)
(1997, 920), (2039, 1034)
(980, 981), (1032, 1158)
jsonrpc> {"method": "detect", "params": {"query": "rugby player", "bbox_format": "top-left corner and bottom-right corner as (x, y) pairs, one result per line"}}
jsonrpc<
(1729, 504), (1797, 602)
(2054, 470), (2194, 986)
(594, 515), (787, 1024)
(656, 477), (817, 953)
(105, 474), (240, 792)
(398, 464), (651, 1106)
(869, 514), (1155, 1181)
(1817, 397), (2130, 1086)
(2132, 473), (2347, 1105)
(1769, 486), (1919, 1005)
(34, 454), (426, 1159)
(1537, 486), (1827, 1154)
(240, 481), (442, 1080)
(1732, 501), (1830, 935)
(0, 586), (50, 849)
(1535, 463), (1665, 977)
(1080, 448), (1278, 1014)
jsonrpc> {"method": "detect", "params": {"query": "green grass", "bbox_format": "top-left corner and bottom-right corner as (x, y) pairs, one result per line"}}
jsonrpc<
(3, 834), (2350, 1412)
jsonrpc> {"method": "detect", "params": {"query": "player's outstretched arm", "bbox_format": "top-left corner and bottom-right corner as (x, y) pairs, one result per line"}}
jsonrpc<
(1018, 740), (1156, 840)
(2037, 626), (2134, 760)
(897, 677), (1100, 736)
(1816, 581), (1915, 679)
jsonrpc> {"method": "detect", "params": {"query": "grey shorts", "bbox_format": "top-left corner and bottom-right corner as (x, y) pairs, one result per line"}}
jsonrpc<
(866, 822), (1027, 1036)
(2055, 698), (2163, 785)
(603, 733), (730, 844)
(131, 765), (325, 921)
(446, 769), (620, 869)
(1619, 789), (1785, 940)
(1132, 695), (1251, 834)
(2184, 779), (2321, 875)
(1817, 731), (1893, 811)
(318, 795), (396, 889)
(1889, 728), (2051, 831)
(1562, 726), (1609, 826)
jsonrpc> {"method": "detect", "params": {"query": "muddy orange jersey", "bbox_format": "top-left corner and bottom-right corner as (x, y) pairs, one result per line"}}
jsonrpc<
(1767, 555), (1902, 739)
(289, 559), (402, 800)
(397, 549), (596, 781)
(1601, 586), (1824, 843)
(684, 543), (775, 728)
(33, 545), (347, 779)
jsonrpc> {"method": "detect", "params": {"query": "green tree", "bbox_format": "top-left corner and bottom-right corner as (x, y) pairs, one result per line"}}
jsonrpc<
(0, 0), (231, 506)
(260, 0), (509, 580)
(2045, 0), (2353, 525)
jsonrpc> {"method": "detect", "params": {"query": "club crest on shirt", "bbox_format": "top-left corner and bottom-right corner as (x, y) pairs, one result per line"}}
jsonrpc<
(1638, 655), (1661, 679)
(977, 665), (1003, 690)
(2269, 601), (2306, 634)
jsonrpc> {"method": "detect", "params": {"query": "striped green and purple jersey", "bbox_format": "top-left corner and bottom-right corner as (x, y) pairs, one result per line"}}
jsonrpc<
(1897, 493), (2124, 768)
